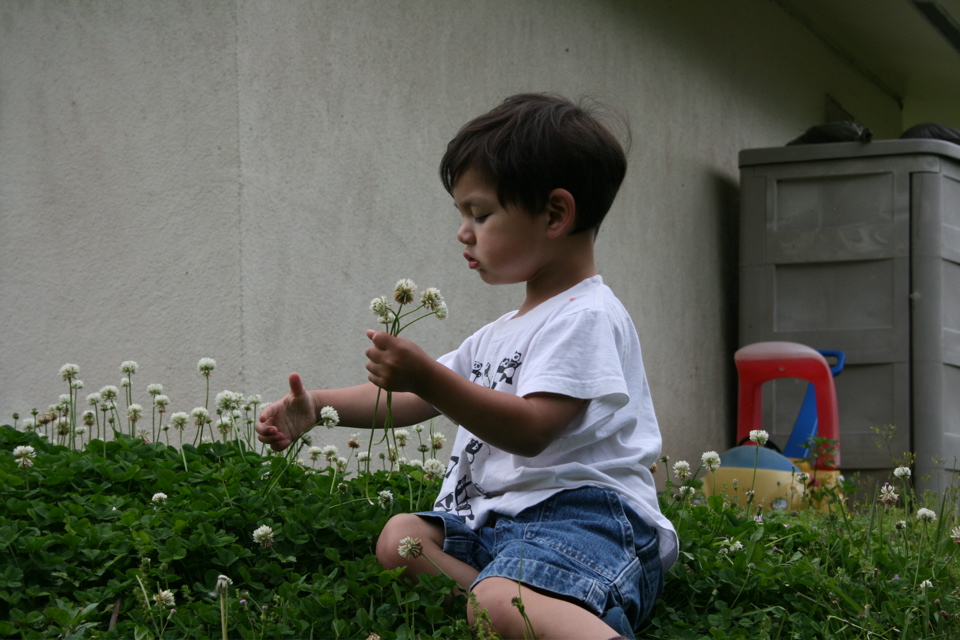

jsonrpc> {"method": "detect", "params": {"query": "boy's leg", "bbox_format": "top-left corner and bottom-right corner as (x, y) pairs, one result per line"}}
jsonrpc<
(468, 576), (621, 640)
(376, 513), (480, 591)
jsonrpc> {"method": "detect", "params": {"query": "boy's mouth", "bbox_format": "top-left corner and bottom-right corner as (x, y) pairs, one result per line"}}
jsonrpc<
(463, 252), (479, 269)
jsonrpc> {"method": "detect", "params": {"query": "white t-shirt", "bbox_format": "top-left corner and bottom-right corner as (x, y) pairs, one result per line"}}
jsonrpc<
(433, 276), (678, 569)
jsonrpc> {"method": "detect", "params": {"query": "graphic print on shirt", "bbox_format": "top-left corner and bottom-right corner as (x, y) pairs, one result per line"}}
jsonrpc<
(473, 351), (523, 390)
(435, 351), (524, 518)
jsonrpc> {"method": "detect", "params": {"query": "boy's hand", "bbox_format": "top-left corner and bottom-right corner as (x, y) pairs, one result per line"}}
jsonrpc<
(365, 330), (432, 394)
(256, 373), (316, 451)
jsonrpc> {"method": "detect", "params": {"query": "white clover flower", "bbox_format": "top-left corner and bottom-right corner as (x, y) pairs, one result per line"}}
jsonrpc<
(147, 384), (164, 397)
(99, 385), (119, 401)
(244, 394), (262, 406)
(405, 459), (424, 469)
(393, 279), (417, 305)
(335, 456), (348, 473)
(308, 446), (323, 461)
(431, 433), (446, 450)
(423, 458), (446, 478)
(894, 466), (911, 479)
(253, 525), (274, 548)
(70, 379), (84, 390)
(137, 428), (151, 443)
(701, 451), (721, 471)
(420, 287), (444, 312)
(319, 406), (339, 428)
(215, 390), (243, 411)
(86, 392), (102, 406)
(120, 361), (139, 375)
(878, 483), (899, 505)
(719, 538), (743, 554)
(413, 424), (424, 433)
(56, 418), (70, 436)
(357, 451), (371, 463)
(370, 296), (392, 318)
(21, 418), (36, 433)
(917, 508), (937, 523)
(896, 520), (907, 531)
(749, 429), (769, 446)
(170, 412), (189, 430)
(216, 418), (232, 435)
(127, 404), (143, 421)
(347, 433), (362, 449)
(394, 429), (409, 446)
(154, 395), (170, 409)
(920, 579), (934, 590)
(14, 445), (36, 466)
(215, 575), (232, 596)
(191, 407), (209, 423)
(679, 486), (696, 498)
(121, 378), (131, 388)
(59, 363), (80, 381)
(672, 460), (691, 480)
(75, 425), (87, 436)
(796, 472), (810, 485)
(950, 525), (960, 545)
(198, 358), (217, 375)
(320, 445), (338, 461)
(433, 301), (449, 320)
(13, 445), (36, 459)
(377, 490), (394, 509)
(58, 394), (71, 407)
(154, 589), (175, 607)
(397, 536), (423, 559)
(152, 493), (168, 504)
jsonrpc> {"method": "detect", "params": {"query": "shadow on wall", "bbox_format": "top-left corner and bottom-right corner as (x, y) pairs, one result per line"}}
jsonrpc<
(709, 170), (740, 447)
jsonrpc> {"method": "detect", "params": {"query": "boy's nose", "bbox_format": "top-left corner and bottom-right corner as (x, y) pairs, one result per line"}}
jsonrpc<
(457, 221), (473, 245)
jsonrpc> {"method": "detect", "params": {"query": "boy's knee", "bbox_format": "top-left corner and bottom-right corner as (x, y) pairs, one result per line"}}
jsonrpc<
(466, 578), (524, 636)
(375, 513), (437, 570)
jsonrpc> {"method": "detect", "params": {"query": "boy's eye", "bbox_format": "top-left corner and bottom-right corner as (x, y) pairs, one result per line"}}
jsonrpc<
(474, 214), (490, 223)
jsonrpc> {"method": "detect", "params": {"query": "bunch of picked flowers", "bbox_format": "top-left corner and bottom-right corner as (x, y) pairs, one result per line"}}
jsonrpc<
(364, 280), (447, 470)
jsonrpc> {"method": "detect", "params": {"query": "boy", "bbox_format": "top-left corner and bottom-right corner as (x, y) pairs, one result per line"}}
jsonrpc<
(256, 93), (677, 639)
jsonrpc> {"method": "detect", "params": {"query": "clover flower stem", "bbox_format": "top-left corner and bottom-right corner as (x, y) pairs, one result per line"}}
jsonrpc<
(151, 406), (158, 444)
(219, 590), (228, 640)
(914, 522), (929, 588)
(179, 430), (188, 472)
(125, 375), (134, 436)
(329, 465), (339, 495)
(264, 455), (293, 496)
(134, 574), (160, 638)
(69, 385), (78, 450)
(749, 445), (759, 505)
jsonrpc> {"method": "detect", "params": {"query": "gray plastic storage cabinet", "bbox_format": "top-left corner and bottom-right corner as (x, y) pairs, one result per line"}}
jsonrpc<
(738, 139), (960, 488)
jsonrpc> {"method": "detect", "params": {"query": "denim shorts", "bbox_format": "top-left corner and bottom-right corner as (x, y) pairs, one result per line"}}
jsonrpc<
(416, 486), (663, 637)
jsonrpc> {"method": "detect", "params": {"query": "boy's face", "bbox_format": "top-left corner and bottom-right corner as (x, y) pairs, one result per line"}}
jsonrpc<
(452, 170), (551, 286)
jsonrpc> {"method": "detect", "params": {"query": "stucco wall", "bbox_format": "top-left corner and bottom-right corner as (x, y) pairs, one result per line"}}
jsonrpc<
(0, 1), (902, 465)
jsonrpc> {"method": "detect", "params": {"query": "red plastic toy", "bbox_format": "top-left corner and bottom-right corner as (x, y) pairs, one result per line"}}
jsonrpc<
(735, 341), (840, 469)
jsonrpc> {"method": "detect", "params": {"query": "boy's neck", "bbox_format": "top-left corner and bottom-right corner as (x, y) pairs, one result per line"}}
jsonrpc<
(517, 235), (597, 317)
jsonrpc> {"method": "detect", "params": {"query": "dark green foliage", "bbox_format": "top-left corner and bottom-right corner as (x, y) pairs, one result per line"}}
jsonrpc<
(2, 424), (959, 639)
(0, 426), (468, 639)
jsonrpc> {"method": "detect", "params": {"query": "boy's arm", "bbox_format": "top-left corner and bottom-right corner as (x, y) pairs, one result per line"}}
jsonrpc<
(366, 330), (583, 457)
(256, 372), (440, 451)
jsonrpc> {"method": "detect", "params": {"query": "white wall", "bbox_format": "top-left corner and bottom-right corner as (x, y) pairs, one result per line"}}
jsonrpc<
(0, 1), (902, 466)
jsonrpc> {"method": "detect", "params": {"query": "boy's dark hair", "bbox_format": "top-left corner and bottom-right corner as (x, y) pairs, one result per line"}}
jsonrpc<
(440, 93), (629, 235)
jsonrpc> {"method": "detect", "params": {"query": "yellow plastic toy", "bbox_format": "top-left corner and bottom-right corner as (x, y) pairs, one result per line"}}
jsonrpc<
(703, 342), (845, 511)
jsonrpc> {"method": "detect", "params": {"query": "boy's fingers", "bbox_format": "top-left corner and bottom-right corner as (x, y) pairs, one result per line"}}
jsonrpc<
(288, 372), (306, 397)
(366, 329), (393, 348)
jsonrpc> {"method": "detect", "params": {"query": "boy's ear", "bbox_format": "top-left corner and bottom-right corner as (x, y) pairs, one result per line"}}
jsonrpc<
(544, 188), (576, 238)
